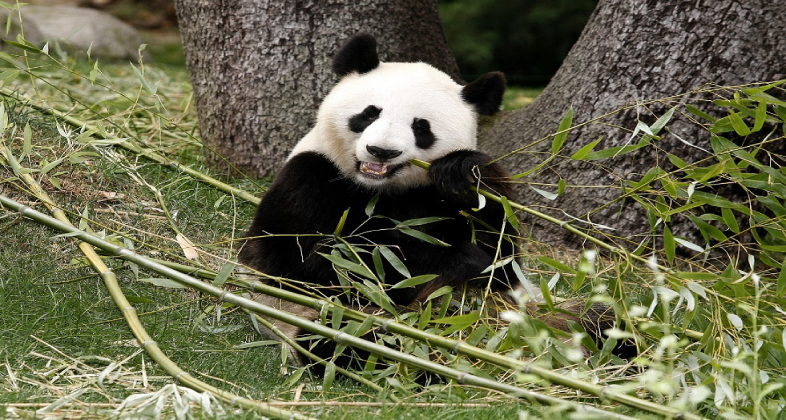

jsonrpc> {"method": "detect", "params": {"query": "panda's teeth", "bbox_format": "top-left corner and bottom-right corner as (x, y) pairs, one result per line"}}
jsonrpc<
(360, 161), (389, 176)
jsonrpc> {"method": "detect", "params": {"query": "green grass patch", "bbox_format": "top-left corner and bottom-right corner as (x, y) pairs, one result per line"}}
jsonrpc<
(0, 32), (784, 420)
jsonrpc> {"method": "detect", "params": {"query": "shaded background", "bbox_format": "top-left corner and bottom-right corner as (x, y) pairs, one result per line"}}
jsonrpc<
(27, 0), (597, 87)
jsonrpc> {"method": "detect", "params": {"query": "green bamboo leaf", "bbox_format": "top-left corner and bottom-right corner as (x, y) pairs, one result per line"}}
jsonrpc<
(425, 285), (453, 302)
(283, 367), (306, 388)
(664, 224), (675, 265)
(539, 277), (554, 311)
(398, 226), (450, 247)
(418, 301), (432, 330)
(138, 277), (187, 289)
(331, 304), (344, 330)
(650, 107), (676, 135)
(481, 256), (515, 274)
(212, 261), (236, 287)
(686, 104), (716, 122)
(727, 112), (751, 136)
(536, 256), (577, 274)
(721, 208), (740, 233)
(777, 258), (786, 298)
(0, 69), (19, 85)
(389, 274), (436, 289)
(584, 141), (650, 160)
(397, 216), (450, 227)
(364, 193), (379, 217)
(466, 324), (489, 346)
(551, 107), (573, 154)
(500, 196), (521, 231)
(322, 361), (336, 391)
(557, 178), (566, 196)
(752, 100), (766, 133)
(741, 80), (786, 96)
(570, 137), (602, 160)
(371, 247), (385, 281)
(22, 122), (31, 158)
(674, 237), (705, 253)
(530, 185), (558, 200)
(2, 145), (20, 175)
(319, 252), (376, 280)
(675, 271), (717, 280)
(688, 215), (727, 242)
(667, 154), (688, 169)
(572, 269), (586, 292)
(131, 63), (159, 95)
(434, 312), (480, 335)
(334, 208), (349, 235)
(4, 39), (42, 53)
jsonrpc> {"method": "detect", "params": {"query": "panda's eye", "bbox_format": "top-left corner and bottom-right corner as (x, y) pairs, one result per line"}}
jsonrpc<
(349, 105), (381, 133)
(362, 105), (381, 119)
(412, 118), (435, 149)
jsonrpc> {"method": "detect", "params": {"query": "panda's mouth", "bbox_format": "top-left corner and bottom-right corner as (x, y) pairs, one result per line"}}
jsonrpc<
(358, 161), (406, 179)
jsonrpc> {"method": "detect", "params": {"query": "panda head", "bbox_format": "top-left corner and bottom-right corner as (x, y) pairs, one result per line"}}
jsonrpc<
(290, 34), (506, 190)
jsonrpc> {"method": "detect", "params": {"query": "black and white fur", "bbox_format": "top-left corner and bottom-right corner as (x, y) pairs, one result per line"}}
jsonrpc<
(239, 34), (630, 371)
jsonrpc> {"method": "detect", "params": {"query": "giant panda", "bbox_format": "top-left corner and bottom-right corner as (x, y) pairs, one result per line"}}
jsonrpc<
(238, 34), (631, 373)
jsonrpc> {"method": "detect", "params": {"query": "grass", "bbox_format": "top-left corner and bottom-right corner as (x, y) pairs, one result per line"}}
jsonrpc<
(0, 28), (784, 420)
(0, 47), (544, 417)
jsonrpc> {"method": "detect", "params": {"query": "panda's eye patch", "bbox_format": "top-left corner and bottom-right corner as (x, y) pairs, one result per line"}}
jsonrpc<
(412, 118), (435, 149)
(349, 105), (381, 133)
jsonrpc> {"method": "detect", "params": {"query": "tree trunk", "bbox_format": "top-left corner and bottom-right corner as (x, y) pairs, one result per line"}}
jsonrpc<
(174, 0), (459, 178)
(481, 0), (786, 250)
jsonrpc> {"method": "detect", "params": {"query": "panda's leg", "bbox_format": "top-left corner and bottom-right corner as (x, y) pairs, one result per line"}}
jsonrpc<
(498, 263), (637, 359)
(247, 291), (317, 366)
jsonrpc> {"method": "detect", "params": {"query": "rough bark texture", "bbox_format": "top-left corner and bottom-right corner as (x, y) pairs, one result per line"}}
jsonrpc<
(175, 0), (459, 178)
(481, 0), (786, 250)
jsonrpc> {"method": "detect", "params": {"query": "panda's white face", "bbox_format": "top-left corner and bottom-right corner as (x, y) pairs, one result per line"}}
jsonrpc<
(290, 62), (479, 190)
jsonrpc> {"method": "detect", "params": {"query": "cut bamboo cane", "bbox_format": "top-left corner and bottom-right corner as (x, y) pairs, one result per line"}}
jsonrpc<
(155, 258), (705, 420)
(0, 151), (311, 420)
(0, 193), (646, 420)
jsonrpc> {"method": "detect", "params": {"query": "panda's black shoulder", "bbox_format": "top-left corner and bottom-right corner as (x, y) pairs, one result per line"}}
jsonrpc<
(274, 151), (344, 186)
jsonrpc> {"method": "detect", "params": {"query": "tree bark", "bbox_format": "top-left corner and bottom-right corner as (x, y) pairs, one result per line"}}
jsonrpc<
(481, 0), (786, 250)
(175, 0), (459, 178)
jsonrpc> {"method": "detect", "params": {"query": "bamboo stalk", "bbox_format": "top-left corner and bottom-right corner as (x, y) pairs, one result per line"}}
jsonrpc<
(155, 259), (705, 420)
(409, 159), (694, 284)
(0, 151), (310, 420)
(0, 193), (642, 420)
(249, 312), (401, 402)
(0, 89), (261, 205)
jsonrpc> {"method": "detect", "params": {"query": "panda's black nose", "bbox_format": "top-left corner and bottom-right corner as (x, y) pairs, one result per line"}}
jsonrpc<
(366, 145), (402, 161)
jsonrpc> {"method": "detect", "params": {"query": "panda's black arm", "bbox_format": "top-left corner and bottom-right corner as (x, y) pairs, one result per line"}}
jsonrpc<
(426, 149), (519, 292)
(428, 149), (513, 210)
(238, 152), (360, 281)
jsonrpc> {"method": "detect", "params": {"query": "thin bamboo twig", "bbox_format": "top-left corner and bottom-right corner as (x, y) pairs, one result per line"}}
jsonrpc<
(154, 258), (705, 420)
(0, 152), (311, 420)
(0, 89), (262, 205)
(249, 312), (401, 402)
(0, 194), (641, 420)
(410, 159), (691, 283)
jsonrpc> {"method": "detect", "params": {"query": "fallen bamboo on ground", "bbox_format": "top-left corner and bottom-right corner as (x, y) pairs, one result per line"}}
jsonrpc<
(0, 89), (262, 205)
(0, 193), (644, 420)
(0, 151), (311, 420)
(155, 258), (704, 420)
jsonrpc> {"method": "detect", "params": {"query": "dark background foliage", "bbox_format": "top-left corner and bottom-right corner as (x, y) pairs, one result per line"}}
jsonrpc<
(86, 0), (596, 87)
(439, 0), (597, 85)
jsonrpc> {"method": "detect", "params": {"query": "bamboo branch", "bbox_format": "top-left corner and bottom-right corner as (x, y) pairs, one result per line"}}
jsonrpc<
(0, 150), (310, 420)
(0, 89), (261, 205)
(0, 193), (643, 420)
(154, 259), (704, 420)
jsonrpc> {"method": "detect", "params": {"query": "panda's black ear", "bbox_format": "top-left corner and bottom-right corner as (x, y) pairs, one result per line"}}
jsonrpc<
(462, 72), (506, 115)
(332, 34), (380, 76)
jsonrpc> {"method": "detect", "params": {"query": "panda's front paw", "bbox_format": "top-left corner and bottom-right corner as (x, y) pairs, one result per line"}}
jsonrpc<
(429, 150), (491, 208)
